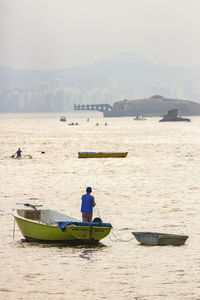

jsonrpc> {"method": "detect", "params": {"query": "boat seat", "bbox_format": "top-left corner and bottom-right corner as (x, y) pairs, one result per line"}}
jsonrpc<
(24, 210), (41, 220)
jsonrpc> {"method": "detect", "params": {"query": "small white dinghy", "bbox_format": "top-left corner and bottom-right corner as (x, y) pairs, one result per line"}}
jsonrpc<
(132, 232), (188, 246)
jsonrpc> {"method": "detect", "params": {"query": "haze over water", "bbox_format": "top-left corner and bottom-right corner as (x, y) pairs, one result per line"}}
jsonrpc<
(0, 114), (200, 300)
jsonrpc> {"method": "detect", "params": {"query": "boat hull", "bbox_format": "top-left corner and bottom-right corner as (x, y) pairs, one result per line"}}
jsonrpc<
(14, 216), (112, 244)
(78, 152), (128, 158)
(132, 232), (188, 246)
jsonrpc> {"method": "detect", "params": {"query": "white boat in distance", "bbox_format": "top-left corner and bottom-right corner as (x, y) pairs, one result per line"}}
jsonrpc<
(132, 232), (188, 246)
(134, 115), (146, 120)
(60, 116), (66, 122)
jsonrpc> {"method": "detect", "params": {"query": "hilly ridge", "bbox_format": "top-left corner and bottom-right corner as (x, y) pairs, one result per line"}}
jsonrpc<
(1, 52), (200, 90)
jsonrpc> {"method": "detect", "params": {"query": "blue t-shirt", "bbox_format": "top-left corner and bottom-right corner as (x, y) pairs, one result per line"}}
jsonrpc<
(81, 193), (94, 213)
(17, 149), (21, 157)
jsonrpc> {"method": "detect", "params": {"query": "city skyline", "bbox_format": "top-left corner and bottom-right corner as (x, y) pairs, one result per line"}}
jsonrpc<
(1, 50), (200, 113)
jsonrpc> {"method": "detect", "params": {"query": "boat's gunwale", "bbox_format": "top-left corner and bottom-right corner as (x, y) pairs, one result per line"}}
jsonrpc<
(132, 232), (188, 238)
(12, 209), (112, 230)
(79, 152), (128, 154)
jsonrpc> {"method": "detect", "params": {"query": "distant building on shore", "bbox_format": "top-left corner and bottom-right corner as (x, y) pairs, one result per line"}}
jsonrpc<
(74, 95), (200, 117)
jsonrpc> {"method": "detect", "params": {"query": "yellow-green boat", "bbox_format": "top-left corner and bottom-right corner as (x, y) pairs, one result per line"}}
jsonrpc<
(12, 203), (112, 245)
(78, 152), (128, 158)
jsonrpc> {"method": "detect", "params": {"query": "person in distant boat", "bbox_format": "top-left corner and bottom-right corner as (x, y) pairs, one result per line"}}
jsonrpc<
(81, 187), (96, 222)
(16, 148), (22, 158)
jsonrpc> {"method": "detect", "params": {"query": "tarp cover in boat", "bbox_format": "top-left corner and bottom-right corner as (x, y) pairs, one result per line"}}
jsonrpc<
(57, 221), (112, 232)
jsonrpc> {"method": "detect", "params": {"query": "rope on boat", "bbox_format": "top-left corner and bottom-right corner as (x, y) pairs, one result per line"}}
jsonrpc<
(94, 206), (134, 242)
(13, 219), (15, 239)
(94, 206), (101, 219)
(11, 206), (132, 243)
(109, 230), (135, 243)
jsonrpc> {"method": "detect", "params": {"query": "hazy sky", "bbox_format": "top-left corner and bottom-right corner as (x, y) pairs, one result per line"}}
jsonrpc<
(1, 0), (200, 70)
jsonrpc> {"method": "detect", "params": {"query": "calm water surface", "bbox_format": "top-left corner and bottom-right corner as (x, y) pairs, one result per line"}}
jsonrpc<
(0, 114), (200, 300)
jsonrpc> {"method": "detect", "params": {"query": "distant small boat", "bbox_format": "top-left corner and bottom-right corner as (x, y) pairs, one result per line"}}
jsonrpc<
(12, 203), (112, 245)
(11, 154), (32, 159)
(68, 122), (79, 126)
(132, 232), (188, 246)
(134, 115), (146, 120)
(60, 116), (66, 122)
(78, 152), (128, 158)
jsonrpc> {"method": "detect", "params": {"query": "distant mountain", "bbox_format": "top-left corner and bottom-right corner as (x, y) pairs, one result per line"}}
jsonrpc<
(1, 52), (200, 90)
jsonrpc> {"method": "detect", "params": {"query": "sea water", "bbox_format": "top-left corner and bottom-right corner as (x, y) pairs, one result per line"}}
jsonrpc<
(0, 113), (200, 300)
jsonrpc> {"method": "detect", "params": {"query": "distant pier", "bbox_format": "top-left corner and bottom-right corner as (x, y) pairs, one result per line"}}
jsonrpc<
(74, 103), (112, 117)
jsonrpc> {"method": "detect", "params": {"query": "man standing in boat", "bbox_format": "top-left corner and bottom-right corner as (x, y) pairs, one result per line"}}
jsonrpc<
(81, 187), (96, 222)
